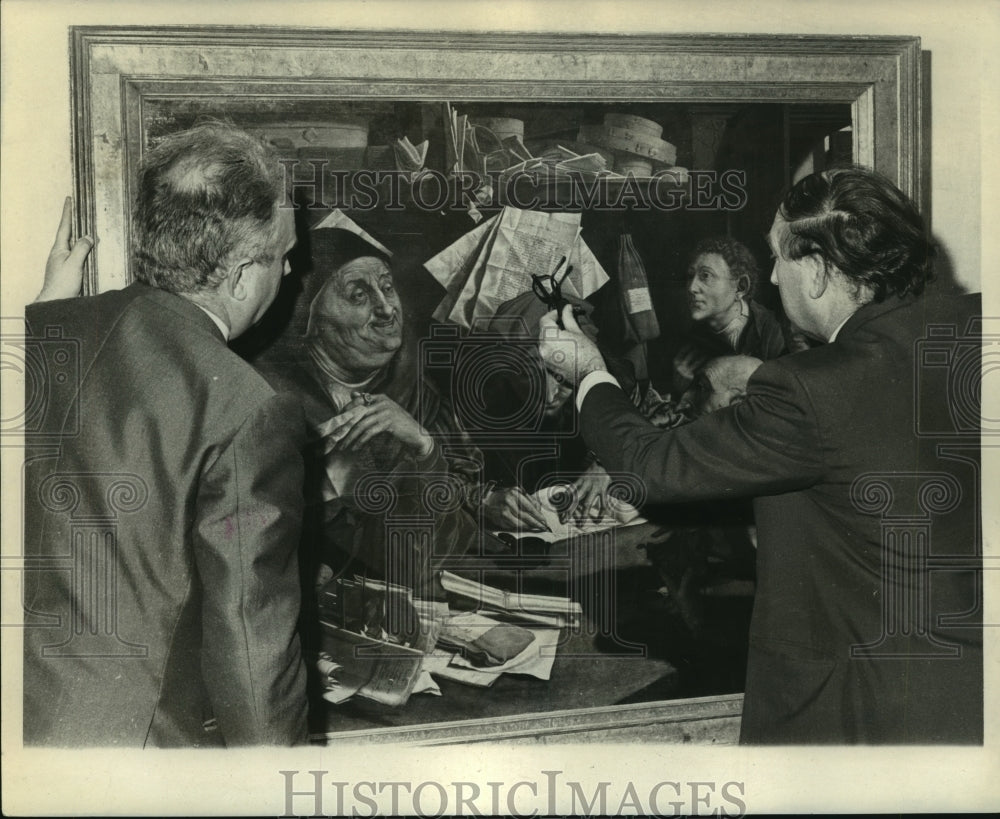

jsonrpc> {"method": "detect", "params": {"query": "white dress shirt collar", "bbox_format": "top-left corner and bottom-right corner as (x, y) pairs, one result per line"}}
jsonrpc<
(827, 313), (853, 343)
(194, 304), (230, 341)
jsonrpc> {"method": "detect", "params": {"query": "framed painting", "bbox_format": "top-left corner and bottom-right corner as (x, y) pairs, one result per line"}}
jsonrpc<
(67, 27), (922, 744)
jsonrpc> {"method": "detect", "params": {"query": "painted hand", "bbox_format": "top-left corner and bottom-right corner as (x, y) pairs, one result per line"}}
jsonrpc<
(537, 304), (607, 387)
(320, 392), (433, 457)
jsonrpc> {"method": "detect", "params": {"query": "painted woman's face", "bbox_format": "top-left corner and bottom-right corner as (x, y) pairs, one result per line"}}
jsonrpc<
(308, 256), (403, 375)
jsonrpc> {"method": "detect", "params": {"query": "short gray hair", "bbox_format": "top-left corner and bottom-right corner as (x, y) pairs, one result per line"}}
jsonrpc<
(132, 121), (287, 294)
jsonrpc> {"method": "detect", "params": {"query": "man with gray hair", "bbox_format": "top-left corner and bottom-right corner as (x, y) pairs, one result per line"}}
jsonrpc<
(23, 122), (307, 747)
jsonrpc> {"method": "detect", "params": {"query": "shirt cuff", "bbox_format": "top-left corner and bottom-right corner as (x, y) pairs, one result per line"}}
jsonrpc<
(576, 370), (621, 412)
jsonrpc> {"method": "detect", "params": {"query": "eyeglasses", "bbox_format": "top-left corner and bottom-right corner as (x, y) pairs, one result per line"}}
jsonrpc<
(532, 257), (580, 329)
(531, 259), (574, 311)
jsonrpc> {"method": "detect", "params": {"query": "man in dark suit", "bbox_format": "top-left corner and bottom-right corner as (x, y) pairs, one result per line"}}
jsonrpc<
(540, 167), (982, 744)
(23, 123), (308, 747)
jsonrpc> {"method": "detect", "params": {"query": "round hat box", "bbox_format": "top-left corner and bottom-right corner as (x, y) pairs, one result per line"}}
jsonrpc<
(604, 113), (663, 139)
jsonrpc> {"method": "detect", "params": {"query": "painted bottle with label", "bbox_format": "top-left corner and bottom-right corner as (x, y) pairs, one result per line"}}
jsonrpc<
(617, 233), (660, 342)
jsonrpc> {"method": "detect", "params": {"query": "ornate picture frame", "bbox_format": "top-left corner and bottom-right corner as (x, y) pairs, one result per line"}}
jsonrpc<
(68, 27), (923, 744)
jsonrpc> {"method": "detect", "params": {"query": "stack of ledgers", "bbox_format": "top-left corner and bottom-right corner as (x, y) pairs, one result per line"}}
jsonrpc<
(316, 571), (583, 703)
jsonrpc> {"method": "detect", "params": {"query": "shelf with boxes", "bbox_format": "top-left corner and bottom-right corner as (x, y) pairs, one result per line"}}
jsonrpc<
(140, 96), (705, 214)
(138, 94), (851, 222)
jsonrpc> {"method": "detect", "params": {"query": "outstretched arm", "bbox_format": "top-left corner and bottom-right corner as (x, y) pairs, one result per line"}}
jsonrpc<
(579, 363), (826, 505)
(539, 303), (824, 504)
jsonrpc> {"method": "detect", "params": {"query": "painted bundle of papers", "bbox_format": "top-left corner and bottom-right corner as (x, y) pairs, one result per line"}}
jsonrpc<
(439, 570), (582, 627)
(393, 136), (428, 174)
(423, 206), (609, 329)
(444, 102), (537, 177)
(422, 615), (562, 688)
(443, 102), (469, 175)
(436, 611), (535, 667)
(316, 576), (446, 707)
(505, 144), (613, 180)
(493, 484), (648, 544)
(314, 571), (581, 700)
(317, 623), (425, 706)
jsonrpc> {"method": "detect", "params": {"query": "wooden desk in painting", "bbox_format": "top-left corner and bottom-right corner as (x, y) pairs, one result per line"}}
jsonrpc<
(316, 520), (746, 746)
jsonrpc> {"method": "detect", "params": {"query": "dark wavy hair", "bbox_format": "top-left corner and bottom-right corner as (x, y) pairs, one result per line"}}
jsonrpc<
(132, 121), (287, 294)
(689, 236), (760, 300)
(778, 166), (935, 302)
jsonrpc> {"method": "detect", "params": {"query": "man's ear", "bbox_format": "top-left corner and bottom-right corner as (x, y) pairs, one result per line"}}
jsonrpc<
(221, 257), (256, 302)
(735, 274), (751, 298)
(806, 254), (830, 300)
